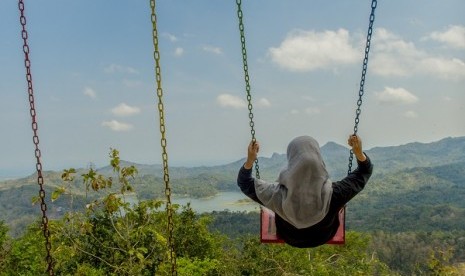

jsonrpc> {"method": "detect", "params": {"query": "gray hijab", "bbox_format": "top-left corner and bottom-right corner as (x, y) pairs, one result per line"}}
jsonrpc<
(254, 136), (333, 229)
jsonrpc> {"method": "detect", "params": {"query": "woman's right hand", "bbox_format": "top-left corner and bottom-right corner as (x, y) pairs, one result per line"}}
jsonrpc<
(245, 140), (260, 169)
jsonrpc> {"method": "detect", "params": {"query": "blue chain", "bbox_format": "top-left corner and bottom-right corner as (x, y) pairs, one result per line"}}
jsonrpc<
(348, 0), (377, 174)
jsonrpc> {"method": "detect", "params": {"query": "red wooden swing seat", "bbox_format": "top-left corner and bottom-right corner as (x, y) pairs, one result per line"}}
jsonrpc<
(260, 207), (345, 244)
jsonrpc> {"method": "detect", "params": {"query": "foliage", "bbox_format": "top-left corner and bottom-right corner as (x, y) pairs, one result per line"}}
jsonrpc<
(369, 230), (465, 275)
(50, 149), (168, 275)
(0, 221), (9, 273)
(1, 149), (231, 275)
(427, 248), (460, 276)
(206, 210), (259, 239)
(1, 222), (48, 275)
(171, 257), (222, 276)
(174, 204), (222, 260)
(236, 232), (393, 276)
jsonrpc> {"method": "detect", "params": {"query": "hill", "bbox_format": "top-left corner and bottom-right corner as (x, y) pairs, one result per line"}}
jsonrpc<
(348, 161), (465, 232)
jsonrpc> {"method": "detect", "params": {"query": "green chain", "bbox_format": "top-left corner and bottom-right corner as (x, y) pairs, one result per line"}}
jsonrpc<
(149, 0), (177, 274)
(236, 0), (260, 179)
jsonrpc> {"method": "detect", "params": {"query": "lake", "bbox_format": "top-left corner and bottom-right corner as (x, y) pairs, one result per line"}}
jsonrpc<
(127, 191), (260, 214)
(172, 191), (260, 213)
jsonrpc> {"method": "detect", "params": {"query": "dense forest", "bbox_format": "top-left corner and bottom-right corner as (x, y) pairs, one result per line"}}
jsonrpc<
(1, 137), (465, 274)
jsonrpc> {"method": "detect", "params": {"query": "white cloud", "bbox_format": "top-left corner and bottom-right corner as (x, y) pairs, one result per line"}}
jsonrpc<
(376, 87), (418, 105)
(419, 57), (465, 80)
(404, 111), (418, 118)
(371, 28), (424, 77)
(163, 33), (178, 42)
(102, 120), (133, 132)
(83, 87), (97, 99)
(256, 98), (271, 108)
(268, 29), (359, 71)
(111, 103), (141, 117)
(174, 47), (184, 57)
(104, 64), (139, 74)
(427, 25), (465, 49)
(216, 94), (246, 109)
(203, 45), (223, 55)
(372, 28), (465, 80)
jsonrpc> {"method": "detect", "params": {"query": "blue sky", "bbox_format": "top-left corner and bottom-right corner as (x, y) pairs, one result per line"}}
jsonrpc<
(1, 0), (464, 178)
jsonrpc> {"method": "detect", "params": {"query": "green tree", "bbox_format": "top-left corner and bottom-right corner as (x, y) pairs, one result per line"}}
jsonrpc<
(427, 248), (460, 276)
(0, 221), (9, 273)
(174, 204), (222, 259)
(50, 149), (228, 275)
(50, 149), (168, 275)
(1, 222), (47, 276)
(237, 232), (393, 276)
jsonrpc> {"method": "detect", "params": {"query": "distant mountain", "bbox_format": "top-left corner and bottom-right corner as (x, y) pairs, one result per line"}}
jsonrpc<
(7, 136), (464, 186)
(366, 136), (465, 173)
(4, 136), (464, 184)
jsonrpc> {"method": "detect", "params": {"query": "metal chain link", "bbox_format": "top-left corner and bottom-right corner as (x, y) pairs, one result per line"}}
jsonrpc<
(149, 0), (177, 274)
(348, 0), (377, 174)
(236, 0), (260, 179)
(18, 1), (54, 275)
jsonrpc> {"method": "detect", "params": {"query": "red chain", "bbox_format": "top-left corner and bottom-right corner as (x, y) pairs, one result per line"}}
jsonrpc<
(18, 1), (54, 275)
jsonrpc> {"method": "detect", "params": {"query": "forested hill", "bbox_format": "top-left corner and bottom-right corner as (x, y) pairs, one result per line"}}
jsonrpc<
(366, 136), (465, 173)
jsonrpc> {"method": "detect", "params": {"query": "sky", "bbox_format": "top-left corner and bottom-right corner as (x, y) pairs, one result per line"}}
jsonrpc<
(0, 0), (464, 178)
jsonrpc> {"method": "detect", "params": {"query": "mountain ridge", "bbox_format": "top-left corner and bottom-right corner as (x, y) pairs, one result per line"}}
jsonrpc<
(3, 136), (464, 182)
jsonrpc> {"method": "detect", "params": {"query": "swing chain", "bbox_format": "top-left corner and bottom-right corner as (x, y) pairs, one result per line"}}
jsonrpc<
(236, 0), (260, 179)
(348, 0), (377, 174)
(18, 1), (54, 275)
(149, 0), (177, 274)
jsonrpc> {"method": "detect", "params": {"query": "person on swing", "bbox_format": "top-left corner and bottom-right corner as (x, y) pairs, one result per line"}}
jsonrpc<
(237, 134), (373, 248)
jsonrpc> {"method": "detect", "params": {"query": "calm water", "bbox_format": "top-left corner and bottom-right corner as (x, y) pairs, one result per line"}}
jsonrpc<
(172, 191), (259, 213)
(127, 191), (259, 214)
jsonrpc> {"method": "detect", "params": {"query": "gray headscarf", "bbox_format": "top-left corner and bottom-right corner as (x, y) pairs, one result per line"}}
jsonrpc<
(254, 136), (333, 229)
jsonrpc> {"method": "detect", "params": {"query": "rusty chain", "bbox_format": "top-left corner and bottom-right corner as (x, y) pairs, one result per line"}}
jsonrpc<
(18, 1), (54, 275)
(149, 0), (177, 274)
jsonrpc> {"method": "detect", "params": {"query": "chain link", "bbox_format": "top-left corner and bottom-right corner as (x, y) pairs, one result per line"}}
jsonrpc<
(348, 0), (377, 175)
(236, 0), (260, 179)
(149, 1), (177, 274)
(18, 1), (54, 275)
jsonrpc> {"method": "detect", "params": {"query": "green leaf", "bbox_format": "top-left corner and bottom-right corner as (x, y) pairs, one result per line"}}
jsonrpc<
(51, 187), (66, 202)
(31, 196), (40, 205)
(61, 168), (77, 181)
(136, 252), (144, 261)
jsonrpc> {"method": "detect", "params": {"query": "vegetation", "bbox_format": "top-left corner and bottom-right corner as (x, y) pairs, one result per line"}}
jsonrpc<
(369, 230), (465, 275)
